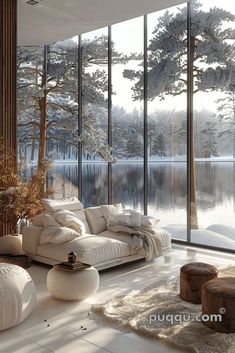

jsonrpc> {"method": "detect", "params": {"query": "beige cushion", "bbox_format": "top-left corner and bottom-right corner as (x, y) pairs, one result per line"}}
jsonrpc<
(99, 230), (137, 255)
(140, 215), (160, 228)
(41, 214), (60, 227)
(54, 210), (86, 235)
(101, 204), (123, 221)
(37, 234), (130, 265)
(32, 214), (60, 227)
(84, 206), (107, 234)
(72, 210), (91, 234)
(40, 226), (80, 244)
(108, 213), (141, 227)
(123, 209), (160, 228)
(41, 197), (83, 212)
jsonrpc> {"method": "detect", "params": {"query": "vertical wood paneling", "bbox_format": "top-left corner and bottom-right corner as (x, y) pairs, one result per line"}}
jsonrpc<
(0, 0), (17, 236)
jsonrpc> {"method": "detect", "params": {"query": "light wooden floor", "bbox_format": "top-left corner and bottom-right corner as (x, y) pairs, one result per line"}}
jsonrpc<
(0, 244), (234, 353)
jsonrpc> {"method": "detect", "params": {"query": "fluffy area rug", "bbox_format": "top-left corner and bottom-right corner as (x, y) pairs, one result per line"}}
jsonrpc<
(93, 266), (235, 353)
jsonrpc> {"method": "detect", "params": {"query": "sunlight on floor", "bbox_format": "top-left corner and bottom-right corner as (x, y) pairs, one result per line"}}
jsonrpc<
(0, 245), (234, 353)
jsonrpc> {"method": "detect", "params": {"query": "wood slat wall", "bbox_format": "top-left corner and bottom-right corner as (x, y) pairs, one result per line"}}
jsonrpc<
(0, 0), (17, 236)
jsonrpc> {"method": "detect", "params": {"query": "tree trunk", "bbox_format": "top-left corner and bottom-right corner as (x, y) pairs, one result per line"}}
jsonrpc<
(31, 64), (38, 162)
(37, 45), (48, 193)
(38, 95), (47, 167)
(31, 124), (36, 161)
(38, 45), (48, 168)
(233, 92), (235, 158)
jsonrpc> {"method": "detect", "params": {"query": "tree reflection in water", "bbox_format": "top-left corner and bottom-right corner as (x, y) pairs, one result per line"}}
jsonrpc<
(41, 161), (235, 235)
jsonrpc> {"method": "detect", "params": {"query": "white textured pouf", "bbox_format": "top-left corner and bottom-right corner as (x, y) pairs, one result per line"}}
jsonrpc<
(47, 266), (99, 300)
(0, 263), (37, 331)
(0, 235), (24, 255)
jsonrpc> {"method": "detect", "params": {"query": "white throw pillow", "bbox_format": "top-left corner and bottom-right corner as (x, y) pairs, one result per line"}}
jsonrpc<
(42, 214), (60, 227)
(124, 209), (160, 228)
(108, 213), (141, 227)
(32, 214), (60, 227)
(41, 197), (83, 212)
(73, 210), (91, 234)
(101, 204), (123, 221)
(84, 206), (107, 234)
(140, 215), (160, 228)
(40, 227), (80, 244)
(54, 210), (86, 235)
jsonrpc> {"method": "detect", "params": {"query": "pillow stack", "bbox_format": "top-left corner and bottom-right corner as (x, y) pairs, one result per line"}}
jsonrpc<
(41, 196), (83, 212)
(33, 197), (88, 245)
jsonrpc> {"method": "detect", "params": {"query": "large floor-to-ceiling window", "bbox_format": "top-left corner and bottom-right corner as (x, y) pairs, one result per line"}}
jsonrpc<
(81, 27), (109, 206)
(112, 17), (144, 212)
(190, 0), (235, 249)
(147, 4), (187, 241)
(17, 0), (235, 252)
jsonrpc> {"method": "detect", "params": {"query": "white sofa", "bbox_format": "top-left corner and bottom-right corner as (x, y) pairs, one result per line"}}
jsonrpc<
(22, 205), (171, 271)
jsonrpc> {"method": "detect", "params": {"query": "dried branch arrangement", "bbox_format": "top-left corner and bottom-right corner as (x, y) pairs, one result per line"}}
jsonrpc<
(0, 139), (53, 233)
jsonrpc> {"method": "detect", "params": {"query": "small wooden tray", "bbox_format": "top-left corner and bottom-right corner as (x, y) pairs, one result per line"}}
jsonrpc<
(54, 262), (91, 272)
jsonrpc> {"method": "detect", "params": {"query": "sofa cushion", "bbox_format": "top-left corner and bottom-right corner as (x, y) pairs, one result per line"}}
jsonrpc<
(84, 206), (107, 234)
(123, 210), (160, 228)
(40, 226), (80, 244)
(41, 197), (83, 212)
(37, 234), (130, 265)
(54, 210), (86, 235)
(100, 204), (123, 221)
(107, 213), (141, 227)
(72, 210), (91, 234)
(32, 214), (60, 228)
(42, 214), (60, 227)
(98, 230), (137, 255)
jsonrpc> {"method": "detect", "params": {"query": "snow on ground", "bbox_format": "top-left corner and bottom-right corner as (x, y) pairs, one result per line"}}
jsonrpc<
(163, 224), (235, 250)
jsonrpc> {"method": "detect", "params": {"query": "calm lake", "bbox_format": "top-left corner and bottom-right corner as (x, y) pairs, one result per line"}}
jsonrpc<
(45, 161), (235, 233)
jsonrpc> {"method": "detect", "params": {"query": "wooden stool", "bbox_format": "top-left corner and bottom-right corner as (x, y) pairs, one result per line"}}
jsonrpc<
(180, 262), (218, 304)
(202, 277), (235, 333)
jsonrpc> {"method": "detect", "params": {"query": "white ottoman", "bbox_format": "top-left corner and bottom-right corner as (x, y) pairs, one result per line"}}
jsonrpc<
(0, 263), (37, 331)
(47, 266), (99, 300)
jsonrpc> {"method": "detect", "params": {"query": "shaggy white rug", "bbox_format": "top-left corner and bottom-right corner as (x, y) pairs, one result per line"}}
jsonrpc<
(93, 266), (235, 353)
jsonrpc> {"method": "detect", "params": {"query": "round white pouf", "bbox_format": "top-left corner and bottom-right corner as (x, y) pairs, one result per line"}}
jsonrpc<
(0, 263), (37, 331)
(0, 235), (24, 255)
(47, 266), (99, 300)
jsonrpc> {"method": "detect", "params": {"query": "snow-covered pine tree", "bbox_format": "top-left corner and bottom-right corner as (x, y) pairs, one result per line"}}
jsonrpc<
(216, 83), (235, 158)
(201, 122), (219, 158)
(17, 36), (130, 169)
(125, 129), (144, 159)
(123, 0), (235, 228)
(152, 133), (167, 158)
